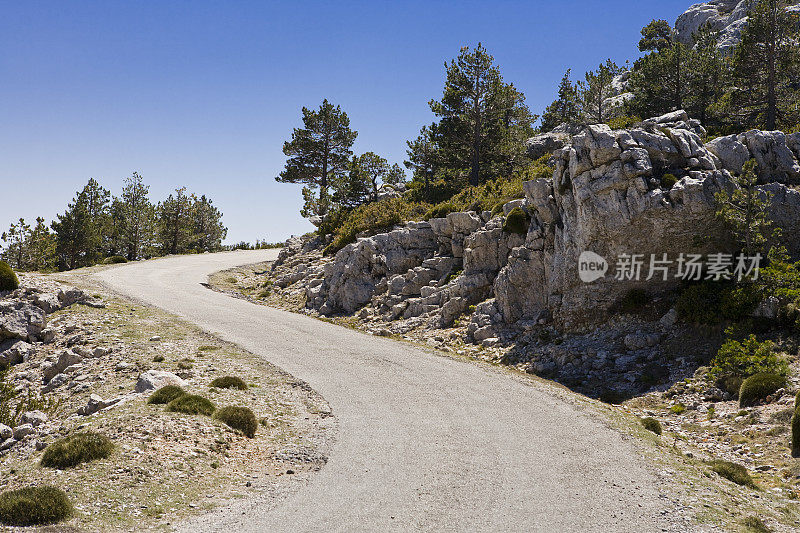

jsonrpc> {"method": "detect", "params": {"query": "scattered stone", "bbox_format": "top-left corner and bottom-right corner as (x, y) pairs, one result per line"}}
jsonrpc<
(134, 370), (185, 393)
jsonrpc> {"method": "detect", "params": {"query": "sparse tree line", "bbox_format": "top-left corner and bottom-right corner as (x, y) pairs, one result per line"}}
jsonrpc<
(278, 43), (537, 217)
(1, 174), (227, 272)
(542, 0), (800, 133)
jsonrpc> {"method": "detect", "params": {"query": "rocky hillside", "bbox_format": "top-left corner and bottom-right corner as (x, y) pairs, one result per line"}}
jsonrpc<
(273, 111), (800, 331)
(676, 0), (800, 52)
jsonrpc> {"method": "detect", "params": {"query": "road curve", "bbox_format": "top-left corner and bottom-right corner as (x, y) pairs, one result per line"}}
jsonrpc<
(94, 250), (674, 532)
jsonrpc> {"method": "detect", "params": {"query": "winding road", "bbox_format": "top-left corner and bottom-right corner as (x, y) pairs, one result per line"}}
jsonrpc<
(94, 250), (676, 532)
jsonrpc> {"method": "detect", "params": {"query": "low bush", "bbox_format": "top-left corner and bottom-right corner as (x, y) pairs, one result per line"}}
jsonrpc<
(0, 486), (72, 526)
(709, 334), (787, 380)
(209, 376), (248, 390)
(607, 115), (641, 130)
(424, 202), (458, 220)
(166, 394), (215, 416)
(214, 406), (257, 438)
(670, 403), (686, 414)
(147, 385), (186, 405)
(102, 255), (128, 264)
(716, 374), (744, 398)
(0, 261), (18, 292)
(659, 173), (678, 189)
(502, 207), (530, 235)
(741, 515), (772, 533)
(323, 198), (425, 256)
(40, 432), (114, 469)
(641, 417), (662, 435)
(738, 373), (786, 407)
(708, 460), (757, 488)
(792, 408), (800, 457)
(675, 282), (759, 325)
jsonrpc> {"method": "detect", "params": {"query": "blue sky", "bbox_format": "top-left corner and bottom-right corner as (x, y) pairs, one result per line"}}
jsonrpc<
(0, 0), (691, 244)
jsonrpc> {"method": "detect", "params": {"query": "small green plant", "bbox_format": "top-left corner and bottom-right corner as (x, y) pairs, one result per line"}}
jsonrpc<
(741, 515), (772, 533)
(209, 376), (248, 390)
(0, 486), (72, 526)
(709, 334), (787, 380)
(660, 173), (678, 189)
(147, 385), (186, 405)
(198, 345), (219, 352)
(166, 394), (215, 416)
(670, 403), (686, 414)
(0, 261), (18, 292)
(502, 207), (530, 235)
(424, 202), (457, 220)
(152, 355), (165, 363)
(102, 255), (128, 264)
(40, 432), (114, 469)
(738, 373), (786, 407)
(708, 460), (757, 488)
(606, 115), (641, 130)
(214, 406), (257, 438)
(641, 417), (662, 435)
(177, 358), (194, 370)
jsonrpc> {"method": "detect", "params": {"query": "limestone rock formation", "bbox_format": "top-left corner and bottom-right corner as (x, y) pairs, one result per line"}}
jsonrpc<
(675, 0), (800, 53)
(273, 111), (800, 336)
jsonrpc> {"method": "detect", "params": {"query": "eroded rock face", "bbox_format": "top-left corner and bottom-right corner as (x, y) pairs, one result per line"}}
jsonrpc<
(675, 0), (800, 53)
(278, 112), (800, 333)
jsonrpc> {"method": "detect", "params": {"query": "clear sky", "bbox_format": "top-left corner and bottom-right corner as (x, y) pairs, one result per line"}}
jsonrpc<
(0, 0), (691, 244)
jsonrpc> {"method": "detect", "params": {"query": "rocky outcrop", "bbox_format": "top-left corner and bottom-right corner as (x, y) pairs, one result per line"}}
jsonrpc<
(274, 112), (800, 336)
(675, 0), (800, 53)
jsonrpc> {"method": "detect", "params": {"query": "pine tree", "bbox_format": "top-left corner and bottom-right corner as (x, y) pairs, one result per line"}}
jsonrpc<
(157, 187), (192, 255)
(540, 69), (581, 131)
(27, 218), (56, 271)
(729, 0), (800, 130)
(428, 43), (534, 186)
(715, 159), (775, 255)
(120, 172), (155, 260)
(579, 59), (623, 124)
(404, 125), (440, 200)
(0, 219), (31, 269)
(189, 195), (227, 252)
(686, 24), (728, 126)
(51, 192), (92, 270)
(276, 100), (357, 218)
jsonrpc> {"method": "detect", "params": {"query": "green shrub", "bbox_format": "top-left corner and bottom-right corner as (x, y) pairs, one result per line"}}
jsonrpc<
(40, 432), (114, 469)
(166, 394), (215, 416)
(102, 255), (128, 264)
(607, 115), (641, 130)
(717, 374), (744, 398)
(675, 282), (759, 325)
(660, 173), (678, 189)
(209, 376), (248, 390)
(0, 486), (72, 526)
(617, 289), (650, 313)
(708, 460), (757, 488)
(741, 515), (772, 533)
(0, 261), (19, 292)
(641, 417), (662, 435)
(490, 202), (505, 217)
(738, 373), (786, 407)
(152, 354), (165, 362)
(792, 408), (800, 457)
(709, 334), (787, 380)
(214, 406), (257, 438)
(502, 207), (530, 235)
(323, 198), (421, 255)
(670, 403), (686, 414)
(424, 202), (457, 220)
(147, 385), (186, 405)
